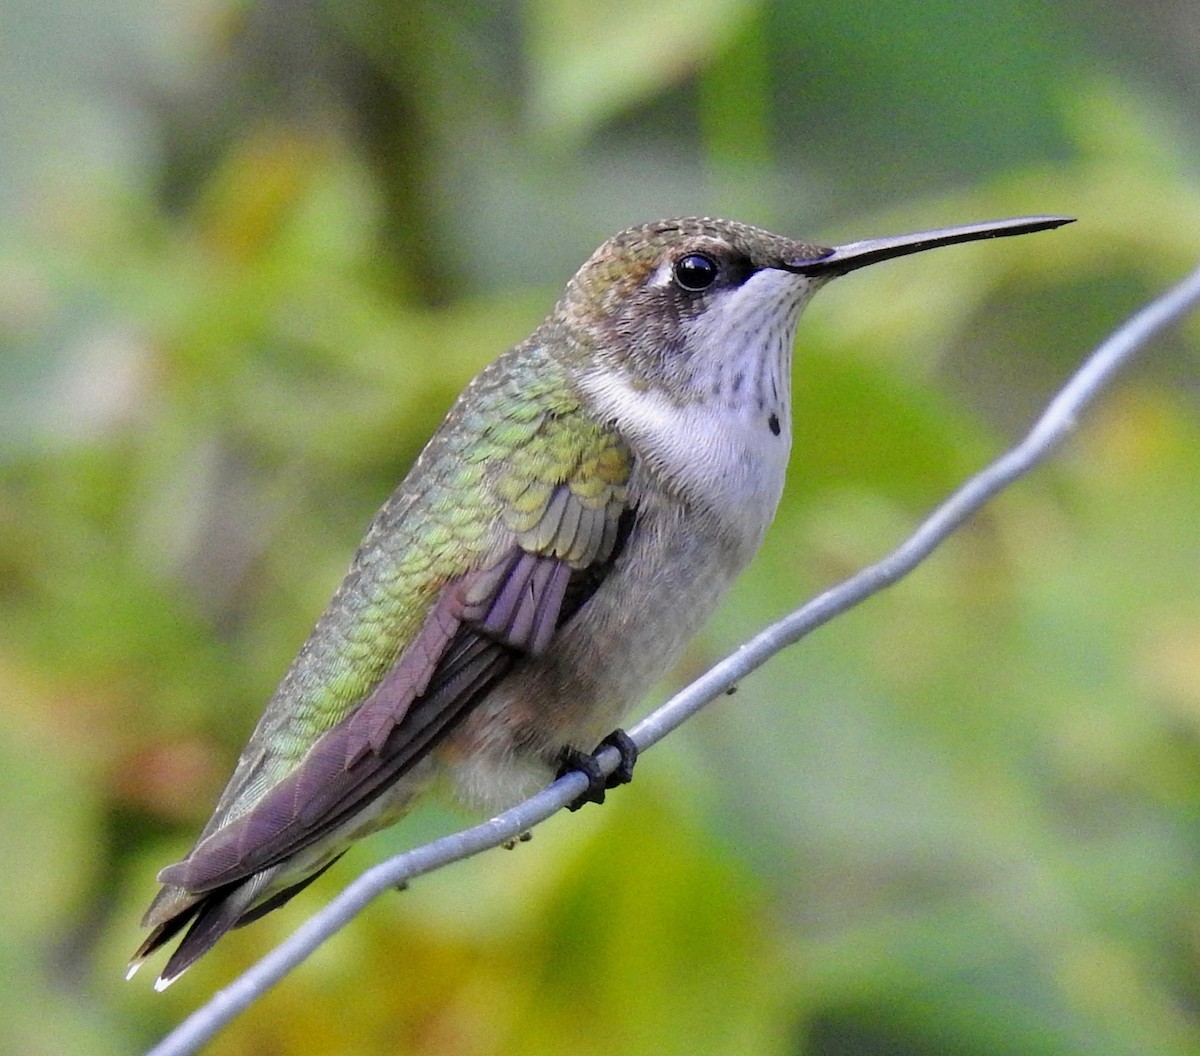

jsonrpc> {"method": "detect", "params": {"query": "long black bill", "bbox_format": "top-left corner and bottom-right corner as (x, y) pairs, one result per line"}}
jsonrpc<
(787, 215), (1075, 276)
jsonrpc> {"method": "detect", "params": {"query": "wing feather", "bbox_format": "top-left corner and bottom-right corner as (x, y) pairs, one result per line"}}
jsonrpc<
(158, 490), (629, 895)
(135, 391), (635, 983)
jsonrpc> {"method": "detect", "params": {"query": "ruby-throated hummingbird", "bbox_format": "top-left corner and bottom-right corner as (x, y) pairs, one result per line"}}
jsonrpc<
(129, 213), (1072, 988)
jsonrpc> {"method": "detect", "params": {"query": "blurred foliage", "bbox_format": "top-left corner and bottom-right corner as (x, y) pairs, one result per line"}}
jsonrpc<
(2, 1), (1200, 1054)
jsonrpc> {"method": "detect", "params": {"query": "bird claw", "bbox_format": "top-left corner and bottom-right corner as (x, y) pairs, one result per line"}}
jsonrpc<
(602, 729), (638, 787)
(557, 729), (639, 811)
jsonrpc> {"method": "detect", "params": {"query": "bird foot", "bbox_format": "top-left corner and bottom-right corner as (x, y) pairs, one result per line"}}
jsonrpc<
(556, 729), (639, 811)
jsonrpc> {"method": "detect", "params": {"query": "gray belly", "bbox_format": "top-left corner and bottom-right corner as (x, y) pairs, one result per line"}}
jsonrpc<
(441, 491), (762, 812)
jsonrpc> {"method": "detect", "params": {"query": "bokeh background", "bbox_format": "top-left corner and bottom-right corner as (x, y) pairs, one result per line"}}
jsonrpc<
(4, 1), (1200, 1053)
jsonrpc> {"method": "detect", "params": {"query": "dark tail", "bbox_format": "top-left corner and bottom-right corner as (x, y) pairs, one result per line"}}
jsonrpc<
(128, 856), (343, 989)
(128, 876), (266, 990)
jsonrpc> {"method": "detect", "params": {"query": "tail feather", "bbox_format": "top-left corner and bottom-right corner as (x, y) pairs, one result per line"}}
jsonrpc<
(153, 874), (272, 990)
(128, 858), (344, 988)
(233, 854), (344, 928)
(126, 872), (272, 990)
(126, 904), (199, 981)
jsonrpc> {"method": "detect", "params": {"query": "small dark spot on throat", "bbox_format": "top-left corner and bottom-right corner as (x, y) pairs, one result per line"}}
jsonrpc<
(767, 412), (781, 436)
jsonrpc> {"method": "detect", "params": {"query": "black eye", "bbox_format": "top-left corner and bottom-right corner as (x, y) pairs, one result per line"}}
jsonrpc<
(673, 253), (719, 292)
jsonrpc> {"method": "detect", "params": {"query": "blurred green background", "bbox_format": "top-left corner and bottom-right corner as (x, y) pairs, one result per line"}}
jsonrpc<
(3, 1), (1200, 1053)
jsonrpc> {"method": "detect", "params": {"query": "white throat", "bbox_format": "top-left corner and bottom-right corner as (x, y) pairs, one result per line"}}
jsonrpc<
(579, 269), (817, 549)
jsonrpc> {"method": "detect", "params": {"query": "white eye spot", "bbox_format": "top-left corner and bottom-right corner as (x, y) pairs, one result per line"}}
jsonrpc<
(647, 258), (676, 288)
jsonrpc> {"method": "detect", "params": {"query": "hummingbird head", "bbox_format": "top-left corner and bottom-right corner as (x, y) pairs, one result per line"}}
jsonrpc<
(557, 217), (831, 411)
(553, 214), (1072, 410)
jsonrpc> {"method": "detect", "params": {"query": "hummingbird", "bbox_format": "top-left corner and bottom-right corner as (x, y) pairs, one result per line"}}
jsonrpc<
(129, 212), (1072, 988)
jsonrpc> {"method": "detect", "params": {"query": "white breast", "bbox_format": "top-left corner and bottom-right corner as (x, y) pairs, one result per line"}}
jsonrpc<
(579, 267), (817, 553)
(580, 375), (791, 552)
